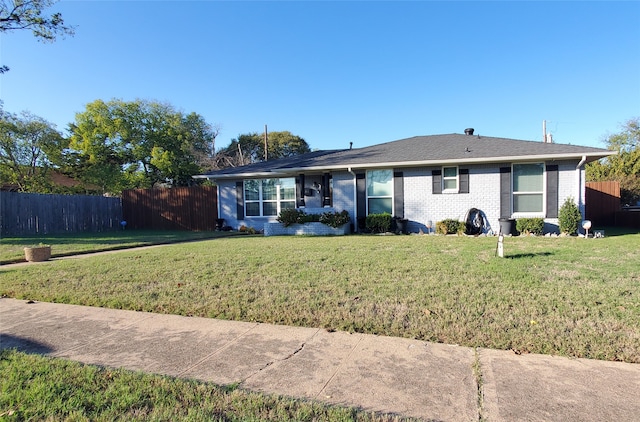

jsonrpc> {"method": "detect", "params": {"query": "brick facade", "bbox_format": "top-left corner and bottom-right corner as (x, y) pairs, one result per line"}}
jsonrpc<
(216, 160), (585, 235)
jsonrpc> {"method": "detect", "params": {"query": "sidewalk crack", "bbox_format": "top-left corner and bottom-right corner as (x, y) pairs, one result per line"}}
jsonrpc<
(473, 348), (486, 422)
(241, 328), (320, 384)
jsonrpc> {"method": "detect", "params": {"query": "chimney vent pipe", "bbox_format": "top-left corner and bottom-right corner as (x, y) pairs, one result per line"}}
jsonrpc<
(464, 128), (475, 135)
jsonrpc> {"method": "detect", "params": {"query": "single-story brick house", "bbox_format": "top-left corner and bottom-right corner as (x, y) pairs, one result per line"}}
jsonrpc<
(196, 130), (614, 234)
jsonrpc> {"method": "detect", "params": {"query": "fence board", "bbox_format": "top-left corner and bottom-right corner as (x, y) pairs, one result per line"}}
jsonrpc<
(585, 181), (620, 226)
(122, 187), (217, 231)
(1, 192), (122, 236)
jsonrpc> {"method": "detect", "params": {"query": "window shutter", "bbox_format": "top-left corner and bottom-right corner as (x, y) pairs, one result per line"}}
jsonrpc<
(322, 173), (332, 206)
(356, 173), (366, 220)
(459, 169), (469, 194)
(296, 174), (305, 208)
(394, 171), (404, 218)
(432, 170), (442, 194)
(500, 167), (511, 218)
(236, 181), (244, 220)
(546, 165), (559, 218)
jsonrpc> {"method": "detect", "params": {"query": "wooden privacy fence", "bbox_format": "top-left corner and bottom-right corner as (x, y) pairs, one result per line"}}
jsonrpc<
(1, 192), (122, 236)
(585, 181), (620, 226)
(122, 187), (218, 231)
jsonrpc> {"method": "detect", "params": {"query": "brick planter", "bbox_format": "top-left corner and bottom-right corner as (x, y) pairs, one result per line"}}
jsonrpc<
(24, 246), (52, 262)
(264, 222), (351, 237)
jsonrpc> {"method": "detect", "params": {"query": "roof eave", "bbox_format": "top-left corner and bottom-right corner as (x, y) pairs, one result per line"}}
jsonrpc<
(195, 151), (616, 179)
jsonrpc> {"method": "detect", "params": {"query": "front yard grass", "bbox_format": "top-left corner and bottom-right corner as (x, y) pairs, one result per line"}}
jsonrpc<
(1, 232), (639, 363)
(0, 230), (235, 264)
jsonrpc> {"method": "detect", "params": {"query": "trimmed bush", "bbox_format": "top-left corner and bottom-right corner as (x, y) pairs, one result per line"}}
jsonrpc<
(366, 213), (392, 233)
(277, 209), (318, 227)
(319, 210), (351, 228)
(516, 218), (544, 235)
(559, 197), (582, 234)
(436, 219), (463, 235)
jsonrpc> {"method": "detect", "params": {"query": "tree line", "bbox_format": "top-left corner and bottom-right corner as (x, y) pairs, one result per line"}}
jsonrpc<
(0, 99), (310, 195)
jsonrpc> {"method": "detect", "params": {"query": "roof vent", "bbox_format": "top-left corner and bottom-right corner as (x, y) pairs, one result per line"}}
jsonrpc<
(464, 128), (474, 135)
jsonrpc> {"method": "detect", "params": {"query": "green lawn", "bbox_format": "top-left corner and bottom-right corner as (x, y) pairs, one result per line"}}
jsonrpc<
(2, 231), (639, 363)
(0, 350), (412, 422)
(0, 230), (237, 264)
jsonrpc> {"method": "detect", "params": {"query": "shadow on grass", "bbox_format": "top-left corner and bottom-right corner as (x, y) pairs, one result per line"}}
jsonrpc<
(506, 252), (554, 259)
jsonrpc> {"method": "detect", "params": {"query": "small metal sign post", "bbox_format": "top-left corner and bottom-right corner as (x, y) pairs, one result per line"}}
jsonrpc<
(496, 231), (504, 258)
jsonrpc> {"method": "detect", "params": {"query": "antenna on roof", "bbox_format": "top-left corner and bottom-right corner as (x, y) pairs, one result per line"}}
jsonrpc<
(264, 124), (268, 160)
(543, 120), (554, 143)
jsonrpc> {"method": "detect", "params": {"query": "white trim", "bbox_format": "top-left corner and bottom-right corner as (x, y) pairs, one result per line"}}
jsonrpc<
(365, 169), (394, 215)
(512, 162), (546, 215)
(244, 178), (296, 217)
(442, 165), (459, 194)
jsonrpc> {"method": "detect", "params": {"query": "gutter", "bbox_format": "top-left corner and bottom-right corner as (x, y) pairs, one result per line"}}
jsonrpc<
(576, 155), (587, 216)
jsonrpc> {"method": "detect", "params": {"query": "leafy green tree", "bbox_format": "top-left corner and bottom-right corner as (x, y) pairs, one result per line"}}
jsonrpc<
(1, 0), (75, 72)
(0, 0), (74, 40)
(214, 131), (311, 169)
(586, 117), (640, 205)
(0, 105), (65, 192)
(68, 99), (218, 194)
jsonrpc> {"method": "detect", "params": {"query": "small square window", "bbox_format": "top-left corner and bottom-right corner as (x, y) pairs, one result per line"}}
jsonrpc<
(442, 166), (458, 192)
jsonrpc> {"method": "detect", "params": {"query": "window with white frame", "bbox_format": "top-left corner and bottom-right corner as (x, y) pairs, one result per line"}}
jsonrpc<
(244, 178), (296, 217)
(442, 166), (458, 192)
(366, 169), (393, 214)
(513, 163), (544, 213)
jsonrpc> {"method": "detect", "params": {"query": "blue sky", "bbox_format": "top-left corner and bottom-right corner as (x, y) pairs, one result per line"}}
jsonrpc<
(1, 1), (639, 151)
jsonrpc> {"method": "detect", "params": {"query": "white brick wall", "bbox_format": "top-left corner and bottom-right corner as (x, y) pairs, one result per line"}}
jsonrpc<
(215, 160), (585, 235)
(403, 165), (502, 233)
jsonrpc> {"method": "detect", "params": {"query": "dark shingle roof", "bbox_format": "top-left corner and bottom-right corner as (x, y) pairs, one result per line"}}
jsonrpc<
(200, 133), (613, 179)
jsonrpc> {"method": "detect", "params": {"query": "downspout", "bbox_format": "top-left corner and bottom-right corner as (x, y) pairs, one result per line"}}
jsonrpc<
(215, 179), (222, 222)
(576, 155), (587, 220)
(348, 167), (358, 233)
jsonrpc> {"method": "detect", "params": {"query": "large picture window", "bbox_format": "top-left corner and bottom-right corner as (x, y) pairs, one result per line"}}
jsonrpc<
(245, 178), (296, 216)
(367, 169), (393, 214)
(513, 163), (544, 213)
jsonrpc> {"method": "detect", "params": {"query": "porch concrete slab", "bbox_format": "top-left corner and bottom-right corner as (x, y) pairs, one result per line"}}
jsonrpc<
(479, 348), (640, 422)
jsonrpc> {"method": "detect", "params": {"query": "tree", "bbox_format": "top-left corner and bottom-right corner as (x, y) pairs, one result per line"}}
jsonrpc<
(0, 0), (74, 41)
(68, 99), (218, 194)
(1, 0), (75, 73)
(0, 105), (65, 192)
(212, 131), (311, 169)
(586, 117), (640, 206)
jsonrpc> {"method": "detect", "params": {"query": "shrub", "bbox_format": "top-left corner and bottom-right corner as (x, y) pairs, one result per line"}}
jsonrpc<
(436, 219), (463, 235)
(365, 213), (392, 233)
(319, 210), (351, 228)
(559, 197), (582, 234)
(277, 209), (319, 227)
(516, 218), (544, 235)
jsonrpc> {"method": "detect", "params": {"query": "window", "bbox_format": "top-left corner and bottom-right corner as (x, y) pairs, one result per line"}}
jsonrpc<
(244, 178), (296, 216)
(513, 163), (544, 213)
(367, 169), (393, 214)
(442, 166), (458, 192)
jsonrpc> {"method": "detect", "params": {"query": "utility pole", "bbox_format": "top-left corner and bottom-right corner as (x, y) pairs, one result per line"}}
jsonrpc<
(264, 124), (268, 161)
(543, 120), (547, 143)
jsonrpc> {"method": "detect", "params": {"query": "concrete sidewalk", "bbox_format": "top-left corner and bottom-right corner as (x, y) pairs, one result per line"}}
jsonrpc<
(1, 298), (639, 421)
